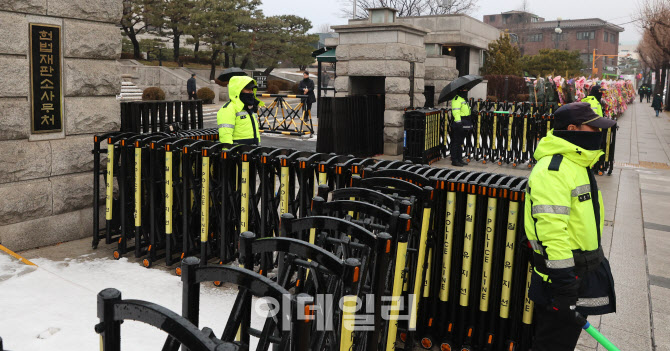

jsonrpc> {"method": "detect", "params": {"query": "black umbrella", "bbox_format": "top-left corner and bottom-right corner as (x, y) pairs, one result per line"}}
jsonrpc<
(217, 67), (247, 82)
(437, 75), (484, 104)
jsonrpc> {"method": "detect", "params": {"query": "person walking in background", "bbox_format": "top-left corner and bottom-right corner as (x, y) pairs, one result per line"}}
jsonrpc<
(638, 85), (644, 103)
(652, 93), (663, 117)
(299, 71), (316, 118)
(646, 86), (652, 103)
(187, 73), (197, 100)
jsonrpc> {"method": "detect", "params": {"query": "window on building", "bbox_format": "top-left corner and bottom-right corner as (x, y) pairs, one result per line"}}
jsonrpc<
(577, 31), (595, 40)
(580, 54), (594, 64)
(611, 34), (616, 43)
(489, 15), (496, 22)
(552, 33), (567, 41)
(532, 16), (539, 22)
(509, 33), (519, 43)
(502, 15), (508, 24)
(528, 33), (543, 42)
(604, 32), (609, 41)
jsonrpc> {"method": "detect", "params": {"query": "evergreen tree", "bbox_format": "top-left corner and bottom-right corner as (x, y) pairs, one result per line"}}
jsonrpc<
(482, 33), (522, 76)
(521, 49), (584, 78)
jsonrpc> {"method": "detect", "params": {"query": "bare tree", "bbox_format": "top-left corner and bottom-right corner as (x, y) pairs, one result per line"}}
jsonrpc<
(637, 0), (670, 98)
(638, 0), (670, 57)
(341, 0), (478, 19)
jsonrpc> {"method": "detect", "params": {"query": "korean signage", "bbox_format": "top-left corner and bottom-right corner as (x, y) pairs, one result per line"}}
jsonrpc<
(30, 24), (63, 134)
(252, 71), (268, 90)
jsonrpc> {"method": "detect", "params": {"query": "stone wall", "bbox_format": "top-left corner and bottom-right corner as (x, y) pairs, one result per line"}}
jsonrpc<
(424, 55), (459, 107)
(0, 0), (122, 251)
(332, 23), (429, 155)
(119, 60), (220, 102)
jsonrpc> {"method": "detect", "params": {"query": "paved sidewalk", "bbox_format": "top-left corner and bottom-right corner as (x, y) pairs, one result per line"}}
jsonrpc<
(16, 100), (670, 350)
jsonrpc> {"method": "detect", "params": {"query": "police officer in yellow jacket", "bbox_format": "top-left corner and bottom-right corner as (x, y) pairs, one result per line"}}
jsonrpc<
(525, 102), (617, 351)
(581, 84), (605, 117)
(450, 88), (470, 167)
(217, 76), (265, 147)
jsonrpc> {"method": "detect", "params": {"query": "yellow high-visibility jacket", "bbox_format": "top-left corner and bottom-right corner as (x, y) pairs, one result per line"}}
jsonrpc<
(581, 96), (603, 117)
(217, 76), (265, 145)
(451, 95), (471, 122)
(525, 129), (616, 315)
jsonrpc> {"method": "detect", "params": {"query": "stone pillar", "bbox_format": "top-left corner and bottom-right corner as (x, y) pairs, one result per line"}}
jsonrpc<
(425, 55), (459, 107)
(0, 0), (122, 251)
(332, 23), (429, 156)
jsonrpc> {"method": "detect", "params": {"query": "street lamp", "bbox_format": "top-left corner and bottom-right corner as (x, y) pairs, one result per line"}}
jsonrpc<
(554, 17), (563, 50)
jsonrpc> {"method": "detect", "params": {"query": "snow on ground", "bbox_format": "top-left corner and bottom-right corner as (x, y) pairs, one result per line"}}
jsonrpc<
(0, 253), (267, 350)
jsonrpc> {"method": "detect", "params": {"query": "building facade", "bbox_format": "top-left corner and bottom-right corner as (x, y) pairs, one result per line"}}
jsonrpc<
(0, 0), (122, 251)
(484, 11), (624, 76)
(327, 8), (499, 155)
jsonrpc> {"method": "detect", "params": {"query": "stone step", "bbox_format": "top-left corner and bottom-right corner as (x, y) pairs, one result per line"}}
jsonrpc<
(121, 89), (143, 93)
(121, 81), (135, 86)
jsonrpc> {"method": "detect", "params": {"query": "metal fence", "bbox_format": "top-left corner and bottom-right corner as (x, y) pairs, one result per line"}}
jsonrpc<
(92, 127), (537, 351)
(403, 99), (618, 175)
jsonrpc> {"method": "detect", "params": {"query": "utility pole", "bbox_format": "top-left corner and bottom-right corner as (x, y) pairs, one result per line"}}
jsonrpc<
(554, 17), (562, 50)
(353, 0), (357, 18)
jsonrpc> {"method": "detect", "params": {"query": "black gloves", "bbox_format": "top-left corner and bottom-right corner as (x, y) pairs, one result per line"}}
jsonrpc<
(547, 279), (579, 322)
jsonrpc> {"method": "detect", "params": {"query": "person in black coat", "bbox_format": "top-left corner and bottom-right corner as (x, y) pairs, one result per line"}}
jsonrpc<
(187, 73), (197, 100)
(298, 71), (316, 118)
(652, 93), (663, 117)
(638, 86), (644, 103)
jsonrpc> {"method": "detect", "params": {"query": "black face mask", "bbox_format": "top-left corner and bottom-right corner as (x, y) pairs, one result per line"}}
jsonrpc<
(239, 92), (256, 107)
(554, 130), (604, 150)
(593, 91), (603, 101)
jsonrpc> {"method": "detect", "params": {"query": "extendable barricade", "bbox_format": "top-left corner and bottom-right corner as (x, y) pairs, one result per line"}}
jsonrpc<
(404, 100), (617, 173)
(239, 230), (357, 350)
(594, 123), (618, 176)
(95, 137), (549, 350)
(403, 109), (446, 165)
(179, 256), (307, 351)
(92, 131), (134, 249)
(142, 136), (179, 268)
(257, 94), (314, 136)
(95, 287), (239, 351)
(120, 100), (204, 134)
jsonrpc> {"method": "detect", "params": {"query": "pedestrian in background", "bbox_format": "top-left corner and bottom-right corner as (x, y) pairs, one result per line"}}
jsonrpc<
(638, 85), (644, 103)
(646, 86), (652, 103)
(187, 73), (197, 100)
(652, 93), (663, 117)
(526, 102), (617, 351)
(299, 71), (316, 118)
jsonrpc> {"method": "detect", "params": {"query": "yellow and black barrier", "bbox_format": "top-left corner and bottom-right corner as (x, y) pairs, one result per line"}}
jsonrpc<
(257, 94), (314, 136)
(403, 99), (618, 175)
(93, 129), (547, 350)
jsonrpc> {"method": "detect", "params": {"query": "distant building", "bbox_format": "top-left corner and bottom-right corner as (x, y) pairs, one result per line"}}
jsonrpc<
(483, 11), (624, 76)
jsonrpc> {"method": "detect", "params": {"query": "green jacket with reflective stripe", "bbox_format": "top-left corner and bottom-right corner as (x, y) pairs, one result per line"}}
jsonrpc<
(581, 96), (603, 117)
(217, 76), (264, 145)
(451, 95), (470, 122)
(524, 130), (604, 281)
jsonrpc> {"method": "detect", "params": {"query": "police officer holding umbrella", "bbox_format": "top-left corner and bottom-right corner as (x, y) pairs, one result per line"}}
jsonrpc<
(437, 75), (483, 167)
